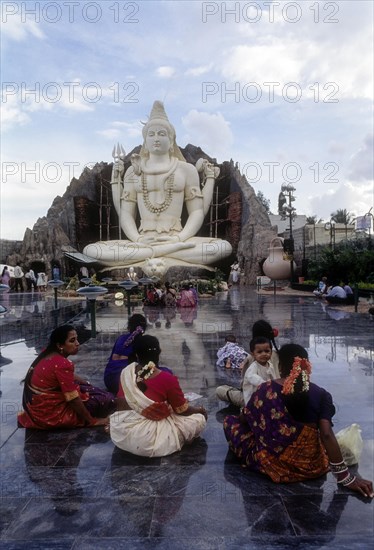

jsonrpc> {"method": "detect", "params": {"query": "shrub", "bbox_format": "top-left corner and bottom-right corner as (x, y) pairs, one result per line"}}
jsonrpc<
(307, 237), (374, 283)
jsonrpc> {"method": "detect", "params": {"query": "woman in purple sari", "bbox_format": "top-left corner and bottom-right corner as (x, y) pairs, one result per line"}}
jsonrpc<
(104, 314), (147, 394)
(224, 344), (373, 498)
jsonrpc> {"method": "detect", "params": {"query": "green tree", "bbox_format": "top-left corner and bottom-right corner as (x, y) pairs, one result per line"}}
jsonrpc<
(308, 237), (374, 282)
(256, 191), (271, 214)
(306, 215), (317, 224)
(330, 209), (353, 225)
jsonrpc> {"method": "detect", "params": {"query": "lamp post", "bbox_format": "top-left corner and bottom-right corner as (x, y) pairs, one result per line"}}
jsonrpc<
(281, 184), (296, 282)
(118, 281), (139, 317)
(47, 279), (65, 309)
(76, 286), (108, 338)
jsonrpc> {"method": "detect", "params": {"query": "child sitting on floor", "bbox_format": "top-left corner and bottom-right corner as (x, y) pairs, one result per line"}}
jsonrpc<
(216, 335), (249, 370)
(242, 336), (277, 405)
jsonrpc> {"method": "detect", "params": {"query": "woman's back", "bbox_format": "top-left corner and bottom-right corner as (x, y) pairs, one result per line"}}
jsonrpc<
(271, 380), (335, 425)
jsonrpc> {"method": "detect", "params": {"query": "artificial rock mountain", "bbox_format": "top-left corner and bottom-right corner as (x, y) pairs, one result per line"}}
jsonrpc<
(6, 145), (276, 283)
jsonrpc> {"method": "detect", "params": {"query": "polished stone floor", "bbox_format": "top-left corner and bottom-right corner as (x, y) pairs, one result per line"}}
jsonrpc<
(1, 288), (373, 549)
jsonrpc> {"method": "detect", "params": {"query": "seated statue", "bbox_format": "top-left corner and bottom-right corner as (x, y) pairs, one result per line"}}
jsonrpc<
(83, 101), (232, 277)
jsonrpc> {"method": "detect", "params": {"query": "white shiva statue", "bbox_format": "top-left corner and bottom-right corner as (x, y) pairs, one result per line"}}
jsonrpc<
(83, 101), (232, 276)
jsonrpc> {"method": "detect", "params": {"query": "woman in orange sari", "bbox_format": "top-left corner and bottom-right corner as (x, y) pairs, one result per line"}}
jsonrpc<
(224, 343), (373, 498)
(18, 325), (115, 429)
(110, 335), (207, 457)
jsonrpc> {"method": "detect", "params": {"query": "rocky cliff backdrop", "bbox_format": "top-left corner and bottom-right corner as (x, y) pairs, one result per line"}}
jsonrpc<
(5, 145), (276, 284)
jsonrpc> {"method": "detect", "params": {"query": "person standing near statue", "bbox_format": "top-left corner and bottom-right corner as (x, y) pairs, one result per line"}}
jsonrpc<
(83, 101), (232, 276)
(80, 266), (89, 279)
(36, 272), (47, 292)
(1, 266), (11, 287)
(229, 261), (241, 286)
(52, 265), (61, 281)
(13, 264), (24, 292)
(25, 268), (37, 291)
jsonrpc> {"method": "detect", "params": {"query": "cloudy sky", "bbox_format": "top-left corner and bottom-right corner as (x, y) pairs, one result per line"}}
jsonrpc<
(1, 0), (373, 240)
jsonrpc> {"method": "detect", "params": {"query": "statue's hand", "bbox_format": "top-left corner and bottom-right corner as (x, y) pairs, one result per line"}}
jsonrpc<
(152, 235), (182, 244)
(138, 235), (181, 245)
(112, 158), (125, 181)
(137, 235), (159, 245)
(196, 158), (220, 180)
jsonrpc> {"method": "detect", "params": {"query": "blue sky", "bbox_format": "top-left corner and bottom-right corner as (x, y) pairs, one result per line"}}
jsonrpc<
(1, 0), (373, 240)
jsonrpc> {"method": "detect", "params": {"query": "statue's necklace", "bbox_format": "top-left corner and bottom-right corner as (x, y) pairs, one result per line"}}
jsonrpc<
(141, 172), (174, 215)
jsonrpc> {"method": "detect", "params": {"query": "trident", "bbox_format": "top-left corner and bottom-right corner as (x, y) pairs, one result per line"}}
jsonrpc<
(111, 143), (126, 239)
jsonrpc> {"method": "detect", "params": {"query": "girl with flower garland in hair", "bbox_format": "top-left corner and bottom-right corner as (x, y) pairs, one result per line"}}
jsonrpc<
(110, 335), (207, 457)
(223, 344), (373, 497)
(104, 314), (147, 394)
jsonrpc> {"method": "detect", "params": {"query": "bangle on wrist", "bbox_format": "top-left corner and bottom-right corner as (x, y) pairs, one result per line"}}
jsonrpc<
(329, 460), (348, 474)
(337, 472), (356, 486)
(333, 469), (349, 479)
(342, 474), (356, 487)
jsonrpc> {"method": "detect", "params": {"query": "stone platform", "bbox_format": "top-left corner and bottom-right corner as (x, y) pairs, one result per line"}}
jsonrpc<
(0, 288), (373, 548)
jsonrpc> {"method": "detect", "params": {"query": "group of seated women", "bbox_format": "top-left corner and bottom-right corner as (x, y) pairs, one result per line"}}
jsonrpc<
(18, 317), (373, 498)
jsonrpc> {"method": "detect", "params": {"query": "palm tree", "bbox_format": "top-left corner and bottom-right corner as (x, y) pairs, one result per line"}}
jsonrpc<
(306, 215), (317, 224)
(330, 209), (353, 225)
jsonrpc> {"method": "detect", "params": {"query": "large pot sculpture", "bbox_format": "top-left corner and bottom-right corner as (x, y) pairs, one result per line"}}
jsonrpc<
(263, 237), (296, 280)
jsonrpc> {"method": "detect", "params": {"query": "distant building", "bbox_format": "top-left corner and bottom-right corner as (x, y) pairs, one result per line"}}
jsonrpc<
(268, 216), (357, 272)
(269, 214), (307, 234)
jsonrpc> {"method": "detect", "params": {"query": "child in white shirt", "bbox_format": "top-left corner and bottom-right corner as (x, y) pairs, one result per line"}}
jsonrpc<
(243, 337), (276, 405)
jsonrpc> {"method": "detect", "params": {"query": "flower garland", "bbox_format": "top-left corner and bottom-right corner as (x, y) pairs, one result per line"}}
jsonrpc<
(136, 361), (156, 382)
(123, 325), (144, 350)
(281, 356), (312, 395)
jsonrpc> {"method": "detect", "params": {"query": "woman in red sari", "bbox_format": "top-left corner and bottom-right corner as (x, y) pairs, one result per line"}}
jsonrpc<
(18, 325), (115, 429)
(110, 335), (207, 456)
(224, 343), (373, 498)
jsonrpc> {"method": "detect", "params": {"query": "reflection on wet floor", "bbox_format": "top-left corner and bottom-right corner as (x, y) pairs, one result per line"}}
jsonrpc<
(1, 288), (373, 548)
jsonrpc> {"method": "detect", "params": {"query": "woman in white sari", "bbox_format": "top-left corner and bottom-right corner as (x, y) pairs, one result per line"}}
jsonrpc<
(110, 335), (207, 457)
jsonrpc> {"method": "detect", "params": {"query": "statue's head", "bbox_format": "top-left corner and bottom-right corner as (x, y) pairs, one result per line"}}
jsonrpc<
(141, 101), (185, 161)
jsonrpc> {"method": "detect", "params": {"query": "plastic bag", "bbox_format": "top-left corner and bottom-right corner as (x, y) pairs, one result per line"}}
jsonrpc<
(335, 423), (363, 465)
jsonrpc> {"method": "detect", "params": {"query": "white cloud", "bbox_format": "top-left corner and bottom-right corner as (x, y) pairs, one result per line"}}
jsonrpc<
(309, 182), (373, 221)
(221, 39), (308, 86)
(181, 110), (233, 161)
(96, 129), (122, 140)
(1, 14), (45, 41)
(185, 64), (213, 77)
(0, 96), (31, 131)
(155, 66), (176, 78)
(348, 134), (374, 182)
(112, 121), (143, 138)
(219, 23), (373, 100)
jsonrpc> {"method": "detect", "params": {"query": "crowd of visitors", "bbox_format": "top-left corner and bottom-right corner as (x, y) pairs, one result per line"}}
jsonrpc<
(0, 264), (57, 292)
(11, 267), (372, 498)
(16, 308), (373, 499)
(313, 276), (355, 304)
